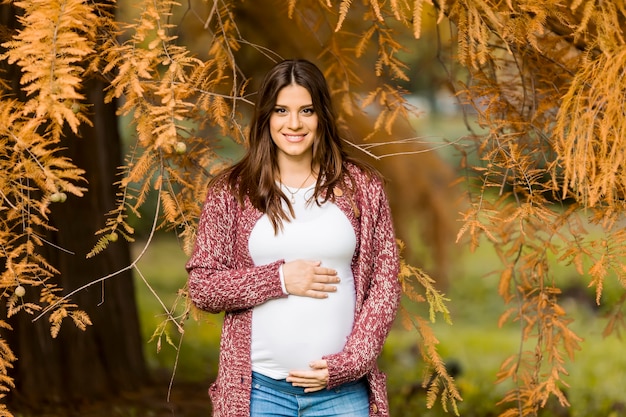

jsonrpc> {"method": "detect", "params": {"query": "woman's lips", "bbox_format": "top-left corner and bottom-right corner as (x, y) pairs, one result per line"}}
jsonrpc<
(283, 133), (307, 142)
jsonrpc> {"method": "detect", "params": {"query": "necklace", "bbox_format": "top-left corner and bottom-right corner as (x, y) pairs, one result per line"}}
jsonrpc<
(282, 172), (313, 204)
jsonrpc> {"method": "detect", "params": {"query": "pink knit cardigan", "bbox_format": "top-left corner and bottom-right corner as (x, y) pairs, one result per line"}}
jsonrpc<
(186, 163), (401, 417)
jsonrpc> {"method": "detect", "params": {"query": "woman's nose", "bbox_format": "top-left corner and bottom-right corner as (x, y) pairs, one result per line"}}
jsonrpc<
(288, 112), (302, 129)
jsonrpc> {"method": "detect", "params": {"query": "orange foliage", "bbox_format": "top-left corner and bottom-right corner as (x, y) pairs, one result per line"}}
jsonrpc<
(448, 1), (626, 415)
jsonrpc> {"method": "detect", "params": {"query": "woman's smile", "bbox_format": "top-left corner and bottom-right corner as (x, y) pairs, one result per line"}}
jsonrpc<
(283, 133), (308, 142)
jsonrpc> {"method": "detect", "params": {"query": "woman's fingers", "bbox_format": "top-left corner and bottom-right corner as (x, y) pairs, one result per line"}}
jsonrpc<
(283, 260), (340, 298)
(305, 289), (332, 299)
(313, 265), (338, 278)
(287, 361), (329, 392)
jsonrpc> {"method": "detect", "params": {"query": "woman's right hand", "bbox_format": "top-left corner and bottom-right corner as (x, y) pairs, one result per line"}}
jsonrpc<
(282, 260), (340, 299)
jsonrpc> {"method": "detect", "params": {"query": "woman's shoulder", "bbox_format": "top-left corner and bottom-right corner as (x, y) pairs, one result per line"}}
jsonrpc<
(202, 169), (240, 207)
(208, 164), (242, 191)
(204, 173), (228, 196)
(343, 160), (384, 190)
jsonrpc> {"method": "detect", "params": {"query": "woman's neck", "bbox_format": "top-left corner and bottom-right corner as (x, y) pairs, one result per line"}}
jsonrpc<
(277, 160), (317, 188)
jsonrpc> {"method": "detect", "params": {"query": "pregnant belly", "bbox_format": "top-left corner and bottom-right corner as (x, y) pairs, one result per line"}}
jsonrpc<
(251, 282), (355, 378)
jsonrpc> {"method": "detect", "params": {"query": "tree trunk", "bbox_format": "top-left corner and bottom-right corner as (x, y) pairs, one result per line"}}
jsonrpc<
(6, 79), (148, 408)
(1, 2), (148, 410)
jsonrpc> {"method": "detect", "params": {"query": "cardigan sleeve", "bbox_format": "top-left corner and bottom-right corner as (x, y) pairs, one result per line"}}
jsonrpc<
(185, 182), (286, 314)
(323, 176), (401, 387)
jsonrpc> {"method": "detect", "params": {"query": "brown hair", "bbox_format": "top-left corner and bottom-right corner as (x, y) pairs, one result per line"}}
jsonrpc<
(220, 59), (375, 231)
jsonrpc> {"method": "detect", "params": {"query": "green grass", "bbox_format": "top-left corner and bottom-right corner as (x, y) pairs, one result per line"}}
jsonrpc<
(132, 233), (626, 416)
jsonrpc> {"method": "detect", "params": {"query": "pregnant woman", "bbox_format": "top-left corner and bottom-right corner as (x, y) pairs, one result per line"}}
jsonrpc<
(186, 59), (401, 417)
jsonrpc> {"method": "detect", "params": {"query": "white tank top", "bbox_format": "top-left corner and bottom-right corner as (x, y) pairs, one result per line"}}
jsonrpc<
(248, 183), (357, 379)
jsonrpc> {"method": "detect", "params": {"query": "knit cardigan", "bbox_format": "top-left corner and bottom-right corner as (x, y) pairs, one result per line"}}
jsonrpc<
(186, 163), (401, 417)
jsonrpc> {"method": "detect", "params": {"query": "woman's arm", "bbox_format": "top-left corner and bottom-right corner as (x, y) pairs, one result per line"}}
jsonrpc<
(323, 178), (402, 388)
(186, 183), (286, 313)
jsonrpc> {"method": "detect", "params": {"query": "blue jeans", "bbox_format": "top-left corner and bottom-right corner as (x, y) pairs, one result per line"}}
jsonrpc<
(250, 372), (370, 417)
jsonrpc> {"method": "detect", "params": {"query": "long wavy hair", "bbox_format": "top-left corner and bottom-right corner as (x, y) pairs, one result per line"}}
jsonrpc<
(221, 59), (375, 232)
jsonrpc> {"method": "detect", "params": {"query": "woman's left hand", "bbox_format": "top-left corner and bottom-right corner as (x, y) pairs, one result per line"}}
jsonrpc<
(287, 360), (329, 393)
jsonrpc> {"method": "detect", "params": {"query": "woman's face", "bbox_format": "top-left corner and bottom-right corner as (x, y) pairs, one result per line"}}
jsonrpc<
(269, 84), (318, 166)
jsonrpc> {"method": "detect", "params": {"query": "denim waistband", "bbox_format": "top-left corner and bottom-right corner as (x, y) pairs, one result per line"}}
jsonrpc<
(251, 371), (365, 396)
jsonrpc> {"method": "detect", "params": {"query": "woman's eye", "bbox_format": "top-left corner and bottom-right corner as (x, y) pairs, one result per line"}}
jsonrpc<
(302, 108), (315, 115)
(274, 107), (286, 114)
